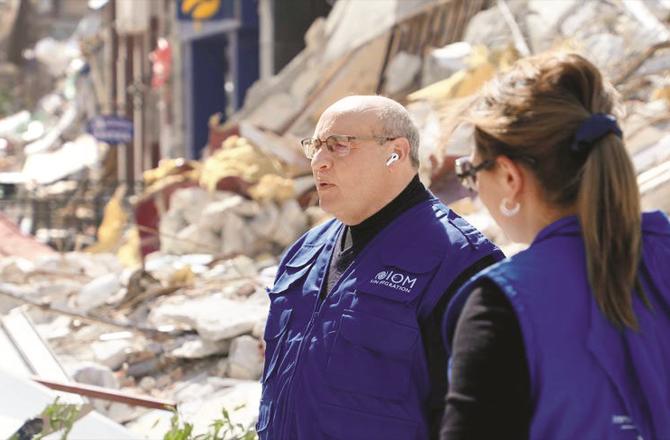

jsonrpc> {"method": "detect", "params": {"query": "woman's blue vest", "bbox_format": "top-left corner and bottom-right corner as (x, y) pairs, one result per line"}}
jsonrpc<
(258, 199), (502, 439)
(445, 212), (670, 440)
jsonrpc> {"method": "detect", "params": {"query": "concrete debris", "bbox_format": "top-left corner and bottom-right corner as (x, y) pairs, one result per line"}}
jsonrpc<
(405, 0), (670, 234)
(22, 134), (104, 185)
(77, 273), (122, 312)
(0, 245), (279, 414)
(171, 337), (231, 359)
(138, 376), (157, 393)
(225, 335), (264, 380)
(148, 293), (269, 342)
(2, 0), (669, 436)
(92, 339), (134, 370)
(160, 187), (308, 257)
(384, 51), (423, 95)
(72, 362), (120, 390)
(252, 317), (266, 340)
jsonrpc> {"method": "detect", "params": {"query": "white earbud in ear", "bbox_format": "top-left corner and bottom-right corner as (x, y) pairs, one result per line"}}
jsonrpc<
(386, 153), (400, 166)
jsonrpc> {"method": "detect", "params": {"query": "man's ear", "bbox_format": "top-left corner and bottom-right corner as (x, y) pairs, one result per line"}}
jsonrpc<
(495, 155), (524, 200)
(392, 137), (411, 162)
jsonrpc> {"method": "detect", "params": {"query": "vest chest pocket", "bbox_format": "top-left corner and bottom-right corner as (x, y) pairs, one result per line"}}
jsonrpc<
(263, 243), (324, 386)
(326, 310), (419, 400)
(270, 242), (323, 294)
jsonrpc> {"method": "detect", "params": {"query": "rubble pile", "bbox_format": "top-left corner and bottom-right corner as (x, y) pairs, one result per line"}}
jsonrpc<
(402, 0), (670, 252)
(158, 186), (307, 257)
(134, 134), (314, 260)
(0, 250), (275, 435)
(1, 0), (669, 436)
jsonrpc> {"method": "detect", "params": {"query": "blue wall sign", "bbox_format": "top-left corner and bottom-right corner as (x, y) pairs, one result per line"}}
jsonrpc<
(87, 115), (133, 145)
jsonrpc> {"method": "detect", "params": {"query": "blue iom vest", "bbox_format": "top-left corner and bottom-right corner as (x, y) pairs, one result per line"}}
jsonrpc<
(445, 212), (670, 440)
(257, 198), (502, 439)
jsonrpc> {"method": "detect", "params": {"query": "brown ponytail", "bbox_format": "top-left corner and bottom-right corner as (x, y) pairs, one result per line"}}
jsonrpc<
(578, 137), (644, 329)
(466, 52), (646, 329)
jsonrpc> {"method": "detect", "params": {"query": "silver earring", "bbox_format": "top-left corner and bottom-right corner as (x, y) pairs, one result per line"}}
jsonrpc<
(499, 197), (520, 217)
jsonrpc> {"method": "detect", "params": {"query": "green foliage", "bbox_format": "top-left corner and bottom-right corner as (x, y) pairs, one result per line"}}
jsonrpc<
(8, 398), (79, 440)
(33, 397), (80, 440)
(163, 406), (258, 440)
(13, 399), (257, 440)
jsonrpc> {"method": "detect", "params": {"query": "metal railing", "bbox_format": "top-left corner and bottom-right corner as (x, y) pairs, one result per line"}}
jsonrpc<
(0, 180), (144, 251)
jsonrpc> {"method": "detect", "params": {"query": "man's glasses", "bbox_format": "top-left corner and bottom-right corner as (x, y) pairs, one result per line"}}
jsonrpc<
(455, 156), (495, 192)
(300, 135), (397, 160)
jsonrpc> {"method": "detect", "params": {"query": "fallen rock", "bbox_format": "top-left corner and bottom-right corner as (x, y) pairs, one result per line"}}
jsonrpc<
(92, 339), (133, 370)
(384, 51), (422, 95)
(77, 273), (121, 312)
(226, 335), (264, 380)
(171, 337), (231, 359)
(148, 294), (269, 341)
(270, 200), (309, 247)
(175, 224), (221, 255)
(169, 186), (213, 225)
(139, 375), (157, 392)
(252, 317), (266, 339)
(72, 361), (119, 389)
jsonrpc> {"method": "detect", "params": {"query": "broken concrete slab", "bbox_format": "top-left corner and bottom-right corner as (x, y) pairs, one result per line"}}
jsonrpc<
(225, 335), (264, 381)
(148, 293), (270, 342)
(92, 339), (133, 370)
(76, 273), (122, 312)
(171, 337), (231, 359)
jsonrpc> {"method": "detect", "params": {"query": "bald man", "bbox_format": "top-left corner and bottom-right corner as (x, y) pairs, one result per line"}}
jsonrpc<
(257, 96), (503, 439)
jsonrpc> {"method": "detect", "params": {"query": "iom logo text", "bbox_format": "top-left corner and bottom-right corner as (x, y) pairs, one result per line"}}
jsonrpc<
(370, 270), (417, 293)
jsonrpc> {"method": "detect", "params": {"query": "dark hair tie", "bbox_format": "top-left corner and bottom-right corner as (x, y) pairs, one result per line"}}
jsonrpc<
(571, 113), (622, 154)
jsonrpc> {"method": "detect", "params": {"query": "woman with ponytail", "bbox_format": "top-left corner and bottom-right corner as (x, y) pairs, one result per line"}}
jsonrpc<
(440, 53), (670, 439)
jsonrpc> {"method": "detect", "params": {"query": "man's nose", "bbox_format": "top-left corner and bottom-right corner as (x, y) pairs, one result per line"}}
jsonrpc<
(311, 147), (332, 171)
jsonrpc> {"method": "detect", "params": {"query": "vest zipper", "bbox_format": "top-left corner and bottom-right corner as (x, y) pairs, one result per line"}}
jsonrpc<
(277, 243), (335, 439)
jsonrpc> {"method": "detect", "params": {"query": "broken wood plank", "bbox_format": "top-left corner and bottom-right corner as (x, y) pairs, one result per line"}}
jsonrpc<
(31, 376), (177, 411)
